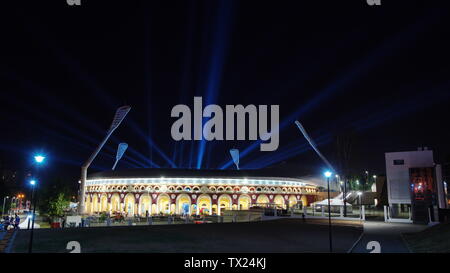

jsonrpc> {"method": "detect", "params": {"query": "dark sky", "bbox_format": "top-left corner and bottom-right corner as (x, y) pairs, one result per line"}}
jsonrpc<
(1, 0), (450, 186)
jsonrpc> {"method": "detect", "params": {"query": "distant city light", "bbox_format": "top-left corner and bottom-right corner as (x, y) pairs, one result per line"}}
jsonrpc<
(34, 155), (45, 163)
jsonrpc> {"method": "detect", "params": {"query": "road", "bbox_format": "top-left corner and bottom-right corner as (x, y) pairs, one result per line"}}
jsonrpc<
(11, 218), (363, 253)
(351, 221), (427, 253)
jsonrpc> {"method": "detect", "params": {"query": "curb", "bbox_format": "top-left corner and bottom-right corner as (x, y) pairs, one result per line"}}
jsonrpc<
(347, 228), (365, 253)
(400, 233), (413, 253)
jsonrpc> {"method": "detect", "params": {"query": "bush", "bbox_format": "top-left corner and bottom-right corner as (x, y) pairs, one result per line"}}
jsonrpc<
(99, 212), (108, 222)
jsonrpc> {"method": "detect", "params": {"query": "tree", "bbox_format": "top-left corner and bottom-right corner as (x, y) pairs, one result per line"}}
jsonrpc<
(37, 177), (73, 221)
(48, 193), (70, 218)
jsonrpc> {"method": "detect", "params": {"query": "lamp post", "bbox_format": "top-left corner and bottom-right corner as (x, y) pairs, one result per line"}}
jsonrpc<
(343, 178), (348, 217)
(2, 196), (9, 217)
(357, 191), (363, 217)
(364, 170), (369, 192)
(28, 179), (37, 253)
(29, 154), (45, 253)
(17, 194), (24, 212)
(9, 197), (16, 215)
(324, 171), (333, 253)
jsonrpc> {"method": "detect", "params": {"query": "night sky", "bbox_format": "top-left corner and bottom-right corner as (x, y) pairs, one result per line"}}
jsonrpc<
(1, 0), (450, 188)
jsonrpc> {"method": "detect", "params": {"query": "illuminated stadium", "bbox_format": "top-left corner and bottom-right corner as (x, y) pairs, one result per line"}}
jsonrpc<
(83, 168), (319, 216)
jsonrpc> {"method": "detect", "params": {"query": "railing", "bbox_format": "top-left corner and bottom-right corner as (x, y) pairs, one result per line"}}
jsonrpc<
(61, 212), (264, 228)
(384, 205), (412, 223)
(301, 205), (364, 220)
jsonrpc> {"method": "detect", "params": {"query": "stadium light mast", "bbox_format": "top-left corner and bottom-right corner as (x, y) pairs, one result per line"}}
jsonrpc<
(294, 121), (335, 173)
(78, 105), (131, 214)
(112, 143), (128, 171)
(229, 149), (240, 170)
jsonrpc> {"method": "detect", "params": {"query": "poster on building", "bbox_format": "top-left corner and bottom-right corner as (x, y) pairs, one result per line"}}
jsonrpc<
(409, 167), (435, 203)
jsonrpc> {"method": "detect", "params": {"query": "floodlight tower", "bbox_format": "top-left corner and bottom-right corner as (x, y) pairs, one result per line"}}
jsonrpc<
(78, 106), (131, 214)
(112, 143), (128, 171)
(294, 121), (335, 173)
(229, 149), (240, 170)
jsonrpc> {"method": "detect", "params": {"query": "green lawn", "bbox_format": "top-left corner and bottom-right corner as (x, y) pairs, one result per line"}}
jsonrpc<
(403, 222), (450, 253)
(12, 218), (362, 253)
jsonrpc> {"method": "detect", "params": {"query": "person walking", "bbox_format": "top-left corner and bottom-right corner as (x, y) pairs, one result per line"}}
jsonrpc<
(14, 214), (20, 229)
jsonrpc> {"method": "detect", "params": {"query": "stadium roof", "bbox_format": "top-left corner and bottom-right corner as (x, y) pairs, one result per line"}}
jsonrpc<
(88, 168), (311, 181)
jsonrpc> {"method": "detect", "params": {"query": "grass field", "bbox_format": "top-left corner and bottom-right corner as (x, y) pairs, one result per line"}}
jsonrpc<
(12, 218), (363, 253)
(403, 222), (450, 253)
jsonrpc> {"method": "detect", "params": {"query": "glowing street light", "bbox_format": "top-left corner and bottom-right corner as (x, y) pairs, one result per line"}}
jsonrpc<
(324, 171), (333, 253)
(34, 155), (45, 164)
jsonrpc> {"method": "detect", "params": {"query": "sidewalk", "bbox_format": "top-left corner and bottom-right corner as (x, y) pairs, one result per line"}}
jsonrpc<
(0, 230), (16, 253)
(350, 221), (427, 253)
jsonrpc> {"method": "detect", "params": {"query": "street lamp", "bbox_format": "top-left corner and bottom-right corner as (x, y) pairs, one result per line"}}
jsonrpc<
(17, 194), (24, 212)
(335, 174), (340, 192)
(357, 191), (362, 205)
(2, 196), (9, 217)
(34, 155), (45, 164)
(28, 179), (38, 253)
(364, 171), (369, 191)
(9, 197), (16, 215)
(29, 153), (45, 253)
(324, 171), (333, 253)
(357, 191), (363, 217)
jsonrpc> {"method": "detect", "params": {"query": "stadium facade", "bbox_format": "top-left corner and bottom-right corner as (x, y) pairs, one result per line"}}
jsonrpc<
(83, 168), (319, 216)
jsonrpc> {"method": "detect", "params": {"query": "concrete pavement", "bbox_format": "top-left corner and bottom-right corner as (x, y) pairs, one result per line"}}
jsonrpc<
(351, 221), (427, 253)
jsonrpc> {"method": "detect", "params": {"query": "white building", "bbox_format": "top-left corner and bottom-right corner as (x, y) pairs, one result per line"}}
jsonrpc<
(385, 147), (447, 222)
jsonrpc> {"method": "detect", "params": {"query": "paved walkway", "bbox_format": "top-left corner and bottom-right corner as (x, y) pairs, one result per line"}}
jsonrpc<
(351, 221), (427, 253)
(0, 230), (16, 253)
